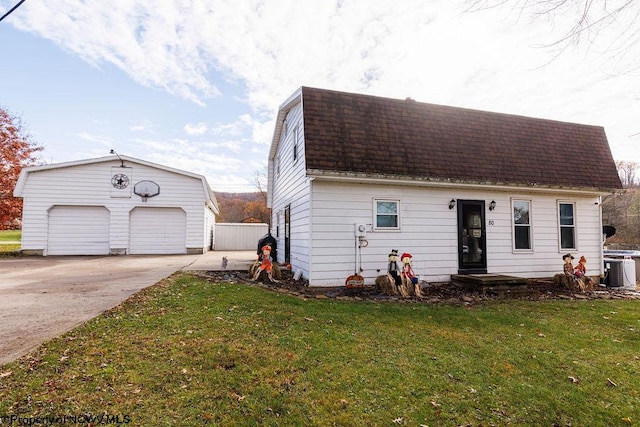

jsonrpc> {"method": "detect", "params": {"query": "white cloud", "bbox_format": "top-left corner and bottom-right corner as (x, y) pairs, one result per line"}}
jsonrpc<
(5, 0), (639, 183)
(74, 131), (113, 146)
(184, 122), (208, 136)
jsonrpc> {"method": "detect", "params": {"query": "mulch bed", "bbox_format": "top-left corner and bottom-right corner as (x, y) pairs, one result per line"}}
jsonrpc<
(196, 270), (640, 303)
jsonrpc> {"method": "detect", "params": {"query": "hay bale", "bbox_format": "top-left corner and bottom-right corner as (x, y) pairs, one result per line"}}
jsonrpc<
(553, 273), (594, 293)
(399, 276), (414, 298)
(375, 275), (399, 295)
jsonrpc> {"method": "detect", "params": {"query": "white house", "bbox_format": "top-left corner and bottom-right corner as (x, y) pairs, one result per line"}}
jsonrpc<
(13, 155), (219, 256)
(267, 87), (623, 287)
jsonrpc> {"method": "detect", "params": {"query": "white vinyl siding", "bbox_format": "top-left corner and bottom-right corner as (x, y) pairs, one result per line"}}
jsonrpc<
(305, 182), (603, 286)
(17, 158), (215, 255)
(47, 206), (110, 255)
(129, 207), (186, 254)
(269, 102), (310, 275)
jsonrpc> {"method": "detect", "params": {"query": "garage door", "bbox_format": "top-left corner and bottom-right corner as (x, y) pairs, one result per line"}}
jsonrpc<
(129, 207), (186, 254)
(48, 206), (110, 255)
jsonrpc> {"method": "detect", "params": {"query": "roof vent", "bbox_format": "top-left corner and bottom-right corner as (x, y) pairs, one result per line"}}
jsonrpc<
(405, 97), (415, 102)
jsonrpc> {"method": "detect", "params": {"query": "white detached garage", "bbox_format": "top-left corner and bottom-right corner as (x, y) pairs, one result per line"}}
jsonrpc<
(13, 155), (219, 256)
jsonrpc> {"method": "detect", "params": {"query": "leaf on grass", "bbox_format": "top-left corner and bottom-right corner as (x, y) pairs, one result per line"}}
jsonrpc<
(59, 356), (69, 362)
(304, 317), (314, 321)
(0, 371), (12, 378)
(339, 399), (348, 407)
(537, 332), (545, 337)
(568, 376), (579, 384)
(430, 400), (441, 407)
(622, 417), (632, 423)
(392, 417), (403, 424)
(230, 392), (246, 401)
(607, 378), (618, 387)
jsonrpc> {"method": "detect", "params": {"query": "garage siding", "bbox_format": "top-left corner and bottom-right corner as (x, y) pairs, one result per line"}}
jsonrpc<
(15, 157), (217, 256)
(48, 206), (110, 255)
(129, 207), (187, 254)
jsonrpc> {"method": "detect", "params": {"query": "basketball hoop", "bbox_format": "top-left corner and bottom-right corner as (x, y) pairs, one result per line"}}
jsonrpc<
(134, 180), (160, 202)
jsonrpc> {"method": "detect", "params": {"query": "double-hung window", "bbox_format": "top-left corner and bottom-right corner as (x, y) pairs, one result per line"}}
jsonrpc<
(374, 199), (400, 230)
(513, 199), (532, 250)
(558, 202), (576, 250)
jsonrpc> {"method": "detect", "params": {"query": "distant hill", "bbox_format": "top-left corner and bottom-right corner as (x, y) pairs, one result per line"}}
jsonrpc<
(214, 192), (269, 223)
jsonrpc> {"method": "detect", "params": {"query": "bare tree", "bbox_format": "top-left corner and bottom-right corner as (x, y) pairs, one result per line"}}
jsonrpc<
(617, 160), (638, 188)
(254, 165), (268, 203)
(464, 0), (640, 72)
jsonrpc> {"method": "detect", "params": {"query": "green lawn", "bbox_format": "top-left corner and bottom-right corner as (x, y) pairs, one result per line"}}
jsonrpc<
(0, 230), (21, 256)
(0, 229), (21, 242)
(1, 273), (638, 426)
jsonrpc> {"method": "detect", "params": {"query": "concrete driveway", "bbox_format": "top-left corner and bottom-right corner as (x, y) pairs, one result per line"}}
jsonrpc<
(0, 251), (255, 366)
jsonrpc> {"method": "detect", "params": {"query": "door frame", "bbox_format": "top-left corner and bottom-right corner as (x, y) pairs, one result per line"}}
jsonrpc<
(457, 199), (487, 274)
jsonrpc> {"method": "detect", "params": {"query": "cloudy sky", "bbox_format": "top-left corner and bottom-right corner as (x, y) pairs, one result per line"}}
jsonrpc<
(1, 0), (638, 192)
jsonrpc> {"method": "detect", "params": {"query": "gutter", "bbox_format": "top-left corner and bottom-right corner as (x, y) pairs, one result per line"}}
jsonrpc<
(306, 169), (618, 196)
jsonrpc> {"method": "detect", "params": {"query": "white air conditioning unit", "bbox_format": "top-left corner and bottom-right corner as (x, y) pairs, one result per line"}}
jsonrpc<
(604, 258), (636, 289)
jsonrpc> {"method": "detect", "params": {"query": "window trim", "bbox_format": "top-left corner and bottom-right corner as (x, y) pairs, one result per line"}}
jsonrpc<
(373, 199), (401, 231)
(558, 201), (577, 251)
(512, 198), (533, 252)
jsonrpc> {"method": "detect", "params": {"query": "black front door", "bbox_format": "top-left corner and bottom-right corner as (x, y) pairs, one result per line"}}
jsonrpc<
(284, 204), (291, 264)
(457, 200), (487, 274)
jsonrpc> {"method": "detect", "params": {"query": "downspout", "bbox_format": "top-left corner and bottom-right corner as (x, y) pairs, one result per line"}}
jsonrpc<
(598, 195), (604, 278)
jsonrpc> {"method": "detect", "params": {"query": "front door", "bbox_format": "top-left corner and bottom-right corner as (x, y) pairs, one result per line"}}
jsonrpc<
(457, 200), (487, 274)
(284, 204), (291, 264)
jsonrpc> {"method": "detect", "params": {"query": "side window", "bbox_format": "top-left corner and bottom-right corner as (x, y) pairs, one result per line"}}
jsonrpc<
(558, 202), (576, 250)
(513, 199), (532, 251)
(293, 126), (299, 162)
(374, 199), (400, 230)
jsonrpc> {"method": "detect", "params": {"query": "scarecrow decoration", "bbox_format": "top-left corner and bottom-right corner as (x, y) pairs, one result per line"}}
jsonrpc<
(250, 244), (281, 283)
(553, 253), (594, 292)
(573, 255), (594, 290)
(388, 249), (401, 287)
(400, 252), (423, 298)
(376, 249), (401, 295)
(376, 250), (424, 297)
(562, 253), (574, 276)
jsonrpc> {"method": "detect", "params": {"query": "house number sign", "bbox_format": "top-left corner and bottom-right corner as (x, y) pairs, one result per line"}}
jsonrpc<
(488, 220), (495, 226)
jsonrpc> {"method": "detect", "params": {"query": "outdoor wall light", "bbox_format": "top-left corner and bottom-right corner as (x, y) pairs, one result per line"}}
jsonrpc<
(449, 199), (456, 210)
(489, 200), (496, 211)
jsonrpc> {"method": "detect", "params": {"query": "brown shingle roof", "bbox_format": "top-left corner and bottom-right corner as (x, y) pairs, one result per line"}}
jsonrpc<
(301, 87), (622, 190)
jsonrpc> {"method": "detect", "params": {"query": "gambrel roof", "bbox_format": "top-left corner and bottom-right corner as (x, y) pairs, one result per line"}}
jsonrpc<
(298, 87), (622, 191)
